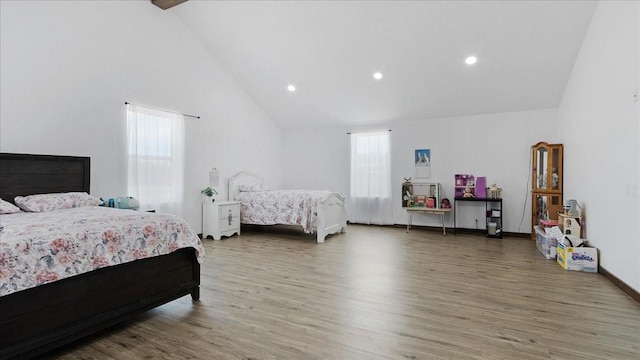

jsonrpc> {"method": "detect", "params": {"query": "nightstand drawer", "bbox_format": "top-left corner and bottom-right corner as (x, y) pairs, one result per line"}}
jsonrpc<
(218, 204), (240, 220)
(220, 212), (240, 232)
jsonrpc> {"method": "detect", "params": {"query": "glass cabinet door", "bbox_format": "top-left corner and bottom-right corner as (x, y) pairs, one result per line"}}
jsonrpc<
(532, 194), (563, 225)
(536, 146), (548, 190)
(532, 142), (562, 194)
(551, 147), (561, 191)
(535, 194), (548, 221)
(533, 143), (549, 192)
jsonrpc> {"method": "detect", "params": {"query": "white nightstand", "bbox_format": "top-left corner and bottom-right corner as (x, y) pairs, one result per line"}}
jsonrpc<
(202, 200), (241, 240)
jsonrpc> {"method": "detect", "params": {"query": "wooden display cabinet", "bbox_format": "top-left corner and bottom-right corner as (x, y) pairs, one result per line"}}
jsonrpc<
(531, 142), (563, 239)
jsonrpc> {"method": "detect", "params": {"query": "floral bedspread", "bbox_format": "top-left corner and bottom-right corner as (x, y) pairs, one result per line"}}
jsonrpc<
(0, 206), (204, 297)
(234, 190), (332, 233)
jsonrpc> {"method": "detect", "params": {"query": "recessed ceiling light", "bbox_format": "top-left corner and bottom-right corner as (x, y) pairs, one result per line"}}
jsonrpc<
(465, 56), (477, 65)
(287, 84), (296, 92)
(373, 72), (383, 80)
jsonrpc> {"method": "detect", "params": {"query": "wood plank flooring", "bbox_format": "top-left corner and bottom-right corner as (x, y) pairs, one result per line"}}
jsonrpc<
(48, 224), (640, 359)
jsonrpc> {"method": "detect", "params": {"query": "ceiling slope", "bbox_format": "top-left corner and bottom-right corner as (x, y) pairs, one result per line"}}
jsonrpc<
(174, 1), (597, 129)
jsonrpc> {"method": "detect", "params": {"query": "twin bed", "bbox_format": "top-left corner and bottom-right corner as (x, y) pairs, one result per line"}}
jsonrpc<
(228, 172), (347, 243)
(0, 153), (203, 359)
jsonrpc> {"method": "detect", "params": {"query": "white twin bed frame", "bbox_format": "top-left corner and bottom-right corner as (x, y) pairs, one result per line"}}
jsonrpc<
(228, 172), (347, 243)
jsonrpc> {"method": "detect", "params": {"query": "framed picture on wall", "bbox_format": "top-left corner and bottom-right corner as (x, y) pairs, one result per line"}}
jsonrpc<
(415, 148), (431, 178)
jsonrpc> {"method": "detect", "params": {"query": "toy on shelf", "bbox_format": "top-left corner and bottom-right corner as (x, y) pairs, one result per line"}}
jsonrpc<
(487, 184), (502, 199)
(441, 198), (451, 208)
(405, 182), (441, 208)
(454, 174), (475, 198)
(402, 178), (413, 207)
(561, 216), (582, 237)
(462, 187), (475, 198)
(476, 177), (487, 198)
(559, 199), (583, 238)
(565, 199), (581, 217)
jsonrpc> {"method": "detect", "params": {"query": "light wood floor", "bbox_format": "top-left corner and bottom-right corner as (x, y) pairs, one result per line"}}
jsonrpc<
(49, 224), (640, 360)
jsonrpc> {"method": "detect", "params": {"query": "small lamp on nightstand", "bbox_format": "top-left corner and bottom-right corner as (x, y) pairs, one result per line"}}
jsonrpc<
(203, 167), (220, 202)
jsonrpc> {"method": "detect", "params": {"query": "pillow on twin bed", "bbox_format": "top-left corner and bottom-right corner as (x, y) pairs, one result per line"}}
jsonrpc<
(238, 184), (270, 192)
(0, 199), (21, 214)
(14, 192), (101, 212)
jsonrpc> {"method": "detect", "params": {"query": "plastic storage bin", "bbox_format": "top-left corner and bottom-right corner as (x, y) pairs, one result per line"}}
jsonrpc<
(535, 225), (557, 259)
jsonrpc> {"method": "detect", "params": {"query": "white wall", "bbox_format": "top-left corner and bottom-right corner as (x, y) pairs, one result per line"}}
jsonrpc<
(0, 1), (284, 231)
(283, 109), (558, 233)
(557, 1), (640, 292)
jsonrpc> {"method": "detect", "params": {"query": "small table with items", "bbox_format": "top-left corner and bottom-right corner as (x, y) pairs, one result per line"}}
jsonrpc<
(406, 207), (451, 236)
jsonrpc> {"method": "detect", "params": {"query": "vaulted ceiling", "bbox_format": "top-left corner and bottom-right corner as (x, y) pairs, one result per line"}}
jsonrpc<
(172, 1), (597, 129)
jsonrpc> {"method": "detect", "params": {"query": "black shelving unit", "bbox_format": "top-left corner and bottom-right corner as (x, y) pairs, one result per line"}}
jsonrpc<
(453, 197), (503, 238)
(485, 198), (502, 238)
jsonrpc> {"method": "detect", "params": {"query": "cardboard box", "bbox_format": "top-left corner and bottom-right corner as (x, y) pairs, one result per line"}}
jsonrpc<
(557, 242), (598, 272)
(534, 226), (557, 259)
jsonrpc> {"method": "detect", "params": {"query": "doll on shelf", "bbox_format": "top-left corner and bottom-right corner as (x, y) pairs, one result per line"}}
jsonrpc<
(462, 187), (475, 198)
(552, 167), (559, 189)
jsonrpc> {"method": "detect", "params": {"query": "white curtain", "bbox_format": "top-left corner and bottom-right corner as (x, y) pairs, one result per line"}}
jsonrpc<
(126, 104), (185, 217)
(349, 131), (394, 225)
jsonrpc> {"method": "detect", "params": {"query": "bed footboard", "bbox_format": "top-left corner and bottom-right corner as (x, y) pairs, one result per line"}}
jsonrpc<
(314, 193), (348, 243)
(0, 248), (200, 360)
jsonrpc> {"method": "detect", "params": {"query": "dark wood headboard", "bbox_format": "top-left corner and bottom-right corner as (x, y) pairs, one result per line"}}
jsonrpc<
(0, 153), (90, 204)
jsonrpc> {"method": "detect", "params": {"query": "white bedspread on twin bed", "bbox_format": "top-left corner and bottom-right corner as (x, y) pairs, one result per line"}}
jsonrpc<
(234, 190), (331, 233)
(0, 206), (204, 297)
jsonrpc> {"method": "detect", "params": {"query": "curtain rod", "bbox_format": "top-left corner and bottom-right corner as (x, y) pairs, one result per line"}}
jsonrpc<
(346, 129), (392, 135)
(124, 102), (200, 119)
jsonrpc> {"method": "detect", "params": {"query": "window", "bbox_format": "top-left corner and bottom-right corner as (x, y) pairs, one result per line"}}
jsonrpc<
(349, 131), (393, 225)
(126, 104), (184, 216)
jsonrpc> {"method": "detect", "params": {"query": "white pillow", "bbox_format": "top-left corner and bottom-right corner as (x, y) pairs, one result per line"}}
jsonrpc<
(238, 184), (270, 192)
(14, 192), (101, 212)
(230, 173), (264, 194)
(0, 199), (21, 214)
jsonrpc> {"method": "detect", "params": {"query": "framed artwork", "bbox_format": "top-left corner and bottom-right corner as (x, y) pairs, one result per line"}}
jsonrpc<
(415, 148), (431, 178)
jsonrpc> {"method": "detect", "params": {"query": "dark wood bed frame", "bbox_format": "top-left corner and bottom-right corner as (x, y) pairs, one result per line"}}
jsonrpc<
(0, 153), (201, 359)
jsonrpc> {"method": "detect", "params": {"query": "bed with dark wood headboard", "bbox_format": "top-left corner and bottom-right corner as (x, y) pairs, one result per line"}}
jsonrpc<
(0, 153), (201, 360)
